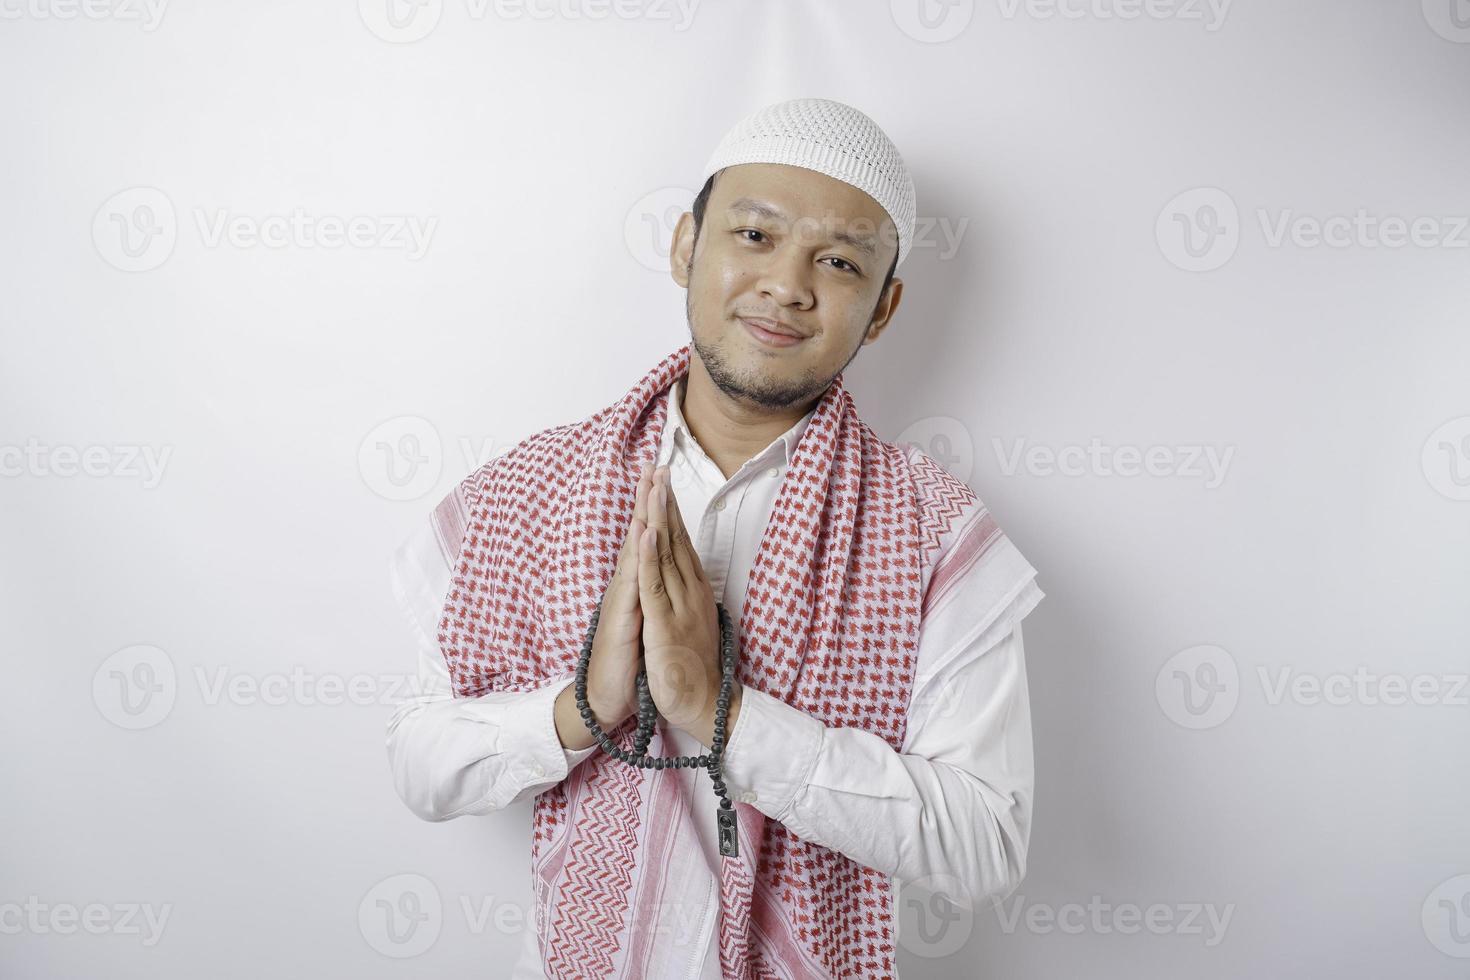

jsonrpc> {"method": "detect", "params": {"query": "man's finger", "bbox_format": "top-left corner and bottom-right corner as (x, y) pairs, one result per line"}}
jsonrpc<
(661, 469), (702, 585)
(638, 521), (671, 610)
(634, 461), (652, 526)
(609, 463), (654, 611)
(619, 515), (645, 579)
(649, 467), (685, 596)
(638, 464), (672, 611)
(626, 462), (652, 569)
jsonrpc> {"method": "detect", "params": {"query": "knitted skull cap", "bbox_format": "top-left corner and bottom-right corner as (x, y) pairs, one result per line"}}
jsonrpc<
(698, 97), (917, 268)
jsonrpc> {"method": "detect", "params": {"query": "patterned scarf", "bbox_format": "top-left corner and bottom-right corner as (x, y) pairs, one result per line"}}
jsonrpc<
(436, 343), (975, 978)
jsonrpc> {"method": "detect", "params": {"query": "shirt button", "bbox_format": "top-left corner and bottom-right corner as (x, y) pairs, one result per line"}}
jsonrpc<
(712, 497), (726, 511)
(766, 466), (779, 478)
(739, 790), (757, 804)
(531, 764), (545, 778)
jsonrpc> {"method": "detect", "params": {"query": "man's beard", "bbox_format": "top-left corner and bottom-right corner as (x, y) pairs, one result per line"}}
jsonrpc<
(685, 293), (869, 413)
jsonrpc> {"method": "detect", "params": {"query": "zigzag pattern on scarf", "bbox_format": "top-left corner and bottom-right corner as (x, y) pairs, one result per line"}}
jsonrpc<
(717, 854), (755, 979)
(545, 743), (647, 979)
(908, 447), (977, 560)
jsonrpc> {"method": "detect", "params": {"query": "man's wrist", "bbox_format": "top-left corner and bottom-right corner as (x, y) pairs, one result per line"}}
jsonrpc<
(686, 682), (743, 747)
(554, 683), (631, 750)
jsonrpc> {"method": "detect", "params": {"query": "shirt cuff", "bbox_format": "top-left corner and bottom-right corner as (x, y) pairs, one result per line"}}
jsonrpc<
(498, 673), (596, 785)
(719, 684), (825, 823)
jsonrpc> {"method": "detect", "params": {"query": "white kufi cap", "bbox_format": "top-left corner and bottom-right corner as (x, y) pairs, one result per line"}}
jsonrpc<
(698, 97), (917, 268)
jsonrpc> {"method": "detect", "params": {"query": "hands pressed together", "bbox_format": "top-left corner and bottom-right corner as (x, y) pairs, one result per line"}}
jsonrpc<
(583, 462), (741, 746)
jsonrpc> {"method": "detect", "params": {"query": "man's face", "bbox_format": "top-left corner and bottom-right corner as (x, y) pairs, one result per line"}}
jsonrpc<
(670, 163), (903, 412)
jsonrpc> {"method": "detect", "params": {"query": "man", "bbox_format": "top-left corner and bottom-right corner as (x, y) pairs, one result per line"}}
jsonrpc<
(386, 97), (1043, 979)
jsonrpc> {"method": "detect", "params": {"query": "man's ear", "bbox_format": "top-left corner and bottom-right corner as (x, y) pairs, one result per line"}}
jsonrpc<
(862, 277), (903, 346)
(670, 213), (696, 288)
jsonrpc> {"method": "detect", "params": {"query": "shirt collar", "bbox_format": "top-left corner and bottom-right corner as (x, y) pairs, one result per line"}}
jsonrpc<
(656, 374), (819, 471)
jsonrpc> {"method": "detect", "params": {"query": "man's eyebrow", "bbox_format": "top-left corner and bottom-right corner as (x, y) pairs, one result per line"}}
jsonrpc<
(726, 197), (785, 222)
(829, 228), (877, 256)
(725, 197), (878, 256)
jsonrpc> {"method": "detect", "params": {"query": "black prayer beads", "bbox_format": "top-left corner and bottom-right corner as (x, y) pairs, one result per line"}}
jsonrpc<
(574, 598), (741, 858)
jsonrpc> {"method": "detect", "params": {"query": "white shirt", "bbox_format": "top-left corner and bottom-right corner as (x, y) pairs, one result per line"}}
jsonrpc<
(385, 376), (1043, 978)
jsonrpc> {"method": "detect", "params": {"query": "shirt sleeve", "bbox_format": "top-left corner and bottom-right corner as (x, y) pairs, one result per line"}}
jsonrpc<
(719, 531), (1043, 911)
(383, 500), (600, 822)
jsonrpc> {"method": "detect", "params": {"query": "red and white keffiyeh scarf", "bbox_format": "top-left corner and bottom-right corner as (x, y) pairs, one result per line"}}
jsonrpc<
(436, 343), (980, 979)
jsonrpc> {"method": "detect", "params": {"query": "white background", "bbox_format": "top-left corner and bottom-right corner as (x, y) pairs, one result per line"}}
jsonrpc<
(2, 0), (1467, 977)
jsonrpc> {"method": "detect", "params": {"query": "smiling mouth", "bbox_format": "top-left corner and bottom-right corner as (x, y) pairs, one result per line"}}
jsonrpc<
(739, 317), (805, 349)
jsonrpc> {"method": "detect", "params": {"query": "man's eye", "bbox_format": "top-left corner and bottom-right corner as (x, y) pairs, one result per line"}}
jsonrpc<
(737, 229), (766, 243)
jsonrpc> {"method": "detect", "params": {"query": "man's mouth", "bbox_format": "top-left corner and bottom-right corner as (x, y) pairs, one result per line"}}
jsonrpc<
(739, 317), (805, 349)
